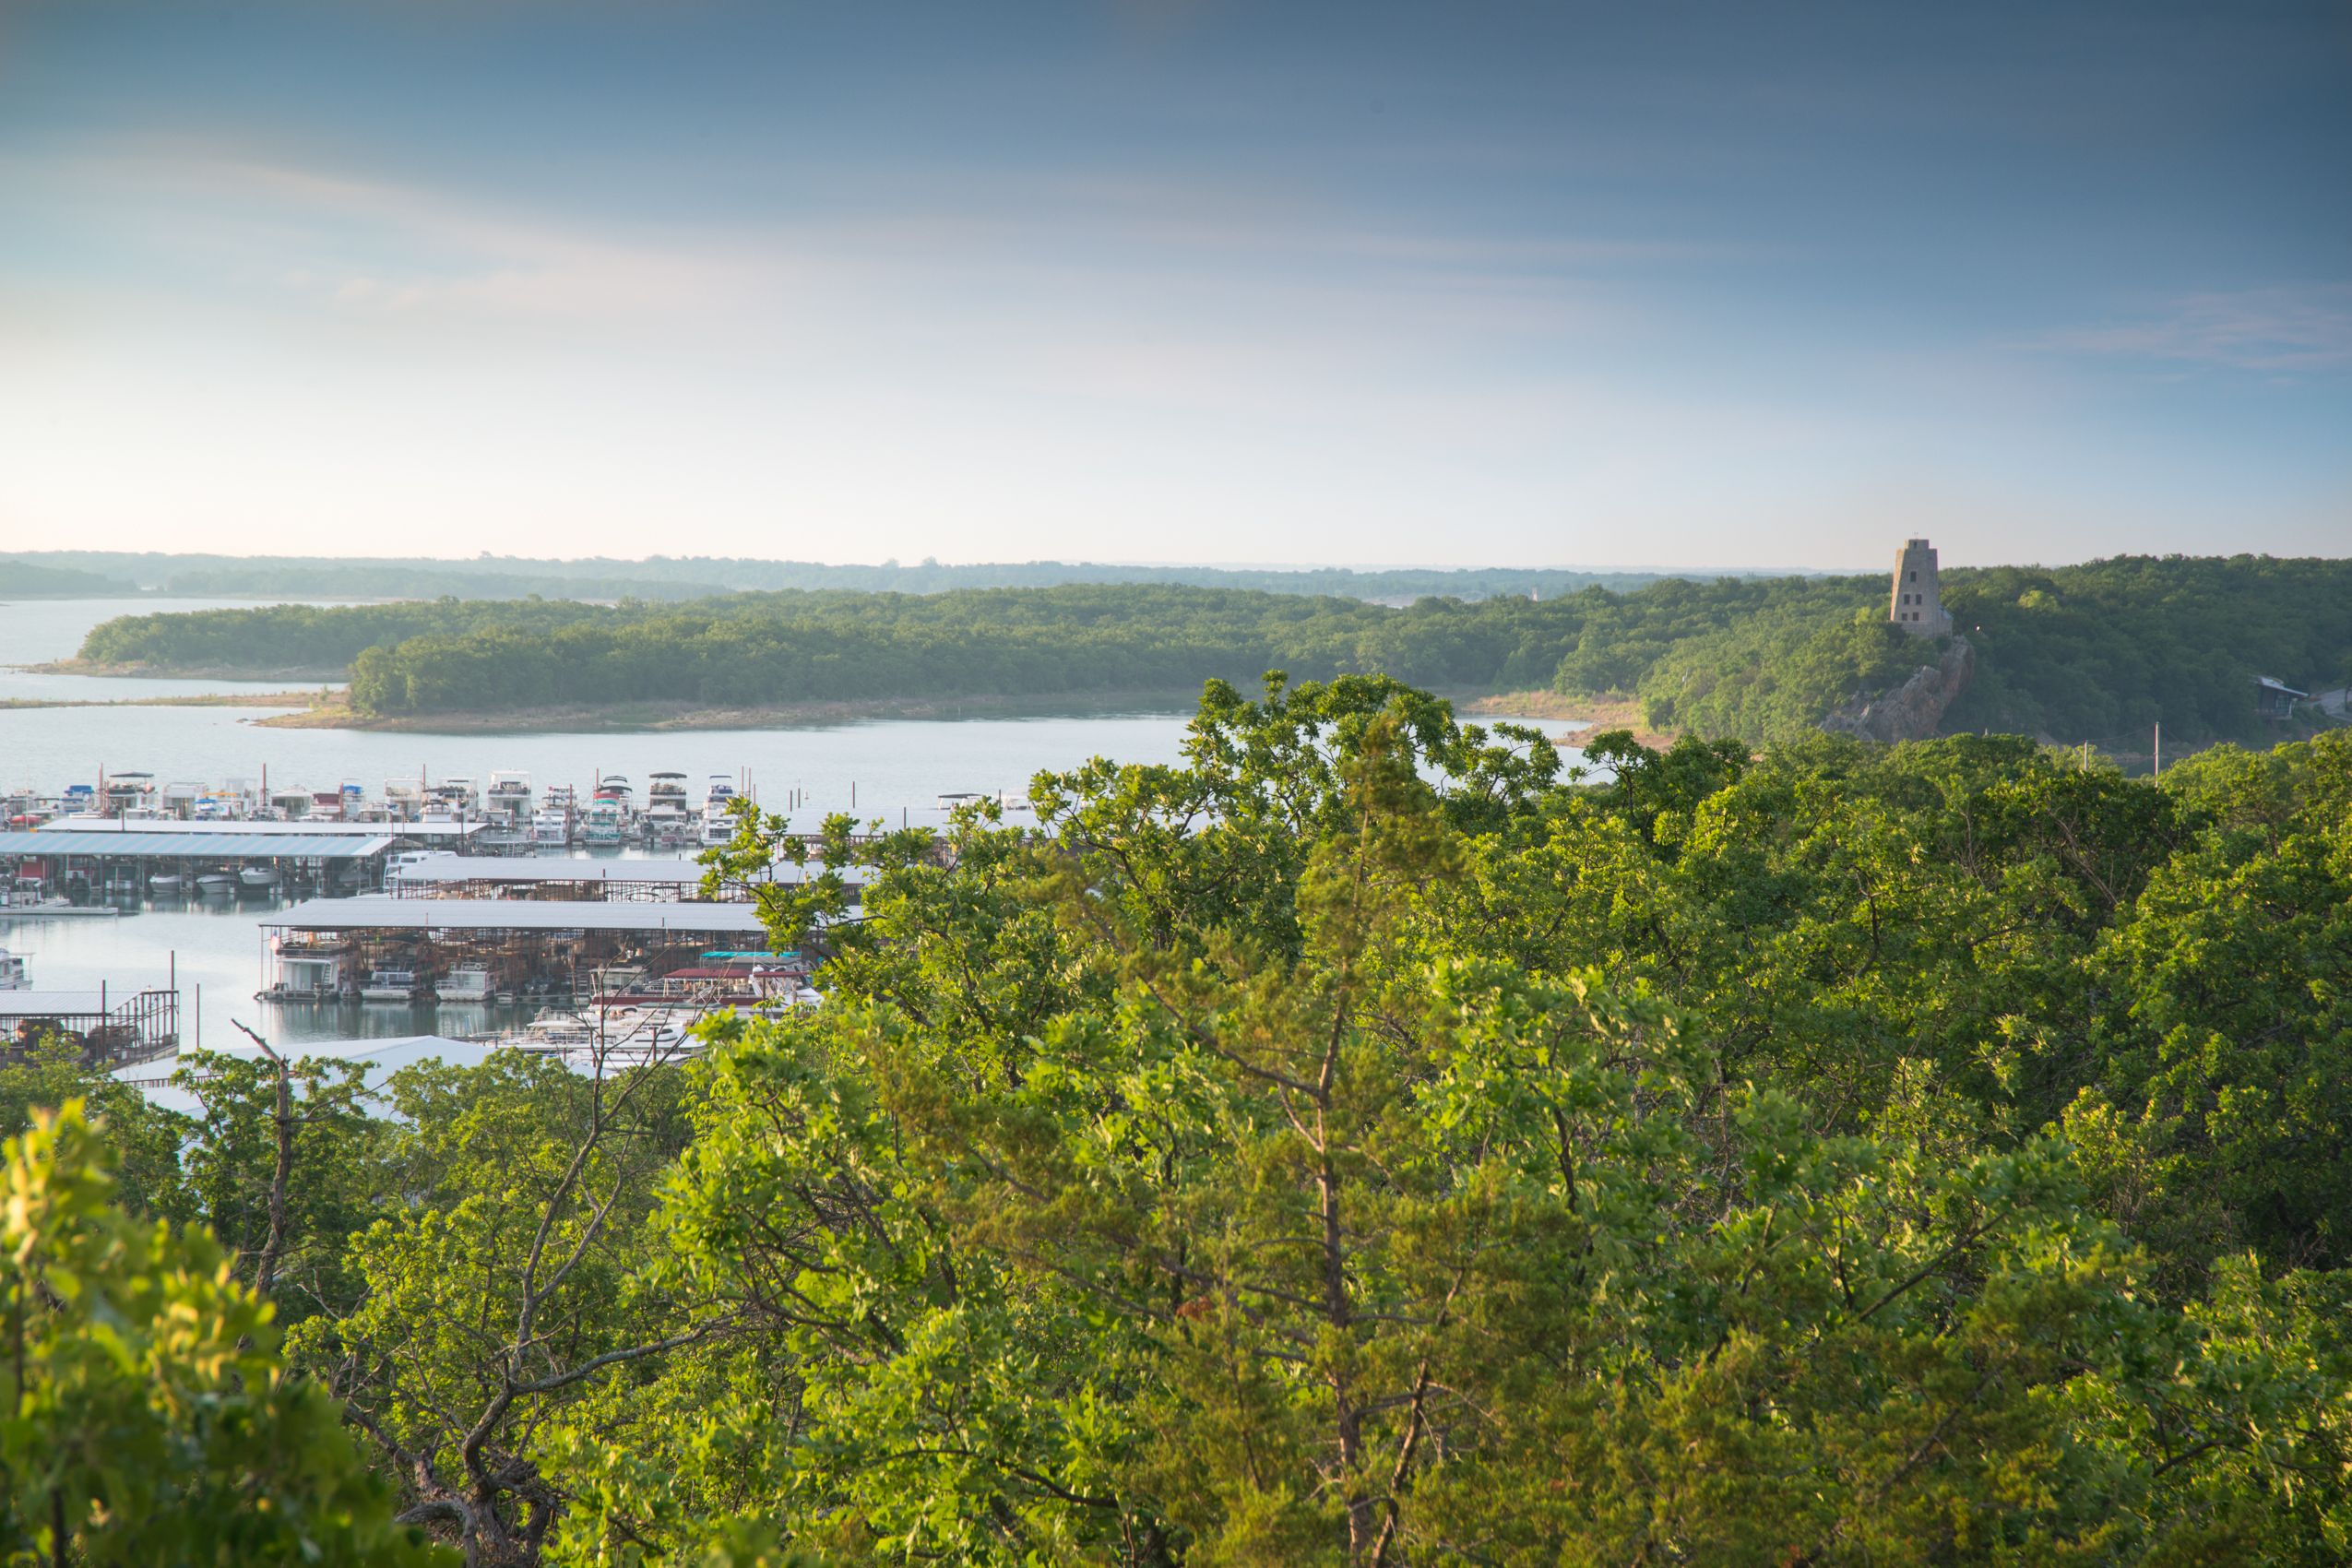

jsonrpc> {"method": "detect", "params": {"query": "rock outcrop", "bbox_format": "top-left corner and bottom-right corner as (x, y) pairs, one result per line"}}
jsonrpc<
(1820, 636), (1975, 743)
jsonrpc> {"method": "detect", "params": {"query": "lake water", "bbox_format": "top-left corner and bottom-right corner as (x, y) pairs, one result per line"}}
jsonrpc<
(0, 596), (1583, 1051)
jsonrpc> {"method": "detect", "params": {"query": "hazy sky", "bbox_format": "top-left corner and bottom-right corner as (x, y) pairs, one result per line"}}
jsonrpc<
(1, 2), (2345, 569)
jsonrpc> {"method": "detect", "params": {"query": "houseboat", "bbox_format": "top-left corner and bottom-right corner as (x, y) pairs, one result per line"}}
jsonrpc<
(645, 772), (694, 845)
(699, 777), (741, 846)
(485, 772), (533, 833)
(533, 785), (576, 847)
(360, 968), (422, 1003)
(434, 966), (493, 1003)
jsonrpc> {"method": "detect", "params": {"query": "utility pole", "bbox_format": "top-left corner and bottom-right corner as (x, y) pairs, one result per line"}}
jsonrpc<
(2154, 722), (2161, 779)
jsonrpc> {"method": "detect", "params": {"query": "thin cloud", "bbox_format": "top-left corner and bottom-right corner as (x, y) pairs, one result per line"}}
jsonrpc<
(2040, 285), (2352, 373)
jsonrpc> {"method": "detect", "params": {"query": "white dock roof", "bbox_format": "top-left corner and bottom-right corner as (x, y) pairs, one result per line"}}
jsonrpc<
(0, 830), (394, 859)
(395, 856), (718, 884)
(0, 990), (157, 1016)
(263, 896), (769, 934)
(37, 818), (481, 837)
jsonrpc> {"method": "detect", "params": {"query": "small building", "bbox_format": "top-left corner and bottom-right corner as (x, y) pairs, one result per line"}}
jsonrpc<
(2254, 676), (2309, 720)
(1889, 538), (1952, 637)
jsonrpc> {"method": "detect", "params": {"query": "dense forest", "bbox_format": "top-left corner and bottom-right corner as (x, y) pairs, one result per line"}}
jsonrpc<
(14, 677), (2352, 1563)
(77, 556), (2352, 747)
(8, 550), (1679, 602)
(79, 598), (626, 674)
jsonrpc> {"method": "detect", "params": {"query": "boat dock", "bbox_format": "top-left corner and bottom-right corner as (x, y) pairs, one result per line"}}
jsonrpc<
(258, 895), (774, 1004)
(1, 986), (180, 1066)
(1, 828), (407, 899)
(385, 854), (861, 903)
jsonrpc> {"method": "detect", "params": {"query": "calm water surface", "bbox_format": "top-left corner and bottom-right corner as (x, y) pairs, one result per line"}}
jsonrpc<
(0, 598), (1582, 1052)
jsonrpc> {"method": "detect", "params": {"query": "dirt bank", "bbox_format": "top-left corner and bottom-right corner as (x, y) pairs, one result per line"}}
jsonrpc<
(1460, 690), (1677, 749)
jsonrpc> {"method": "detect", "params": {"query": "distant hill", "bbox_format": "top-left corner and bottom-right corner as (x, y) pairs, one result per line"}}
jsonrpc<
(5, 551), (1730, 604)
(0, 560), (141, 599)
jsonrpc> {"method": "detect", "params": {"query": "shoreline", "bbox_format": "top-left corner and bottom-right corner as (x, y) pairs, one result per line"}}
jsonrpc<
(0, 690), (329, 712)
(21, 659), (350, 682)
(255, 689), (1221, 733)
(255, 685), (1627, 741)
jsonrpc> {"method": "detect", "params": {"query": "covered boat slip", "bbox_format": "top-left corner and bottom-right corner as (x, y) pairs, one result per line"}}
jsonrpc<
(0, 829), (399, 897)
(260, 896), (776, 1005)
(386, 855), (861, 903)
(1, 987), (179, 1067)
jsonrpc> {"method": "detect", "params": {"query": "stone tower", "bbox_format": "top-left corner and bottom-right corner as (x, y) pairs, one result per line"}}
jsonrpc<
(1889, 538), (1951, 637)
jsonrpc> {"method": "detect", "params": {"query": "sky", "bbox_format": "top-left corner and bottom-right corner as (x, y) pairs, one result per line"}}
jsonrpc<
(0, 1), (2345, 570)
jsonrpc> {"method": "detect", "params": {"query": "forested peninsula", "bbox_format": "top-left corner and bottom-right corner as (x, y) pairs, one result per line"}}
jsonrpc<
(65, 555), (2352, 748)
(17, 680), (2352, 1562)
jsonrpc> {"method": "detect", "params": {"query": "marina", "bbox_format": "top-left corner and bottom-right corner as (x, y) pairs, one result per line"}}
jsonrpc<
(1, 599), (1577, 1059)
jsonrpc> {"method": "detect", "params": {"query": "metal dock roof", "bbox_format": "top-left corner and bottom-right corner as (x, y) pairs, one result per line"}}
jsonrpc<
(393, 856), (719, 883)
(262, 897), (769, 933)
(0, 991), (147, 1016)
(0, 831), (396, 860)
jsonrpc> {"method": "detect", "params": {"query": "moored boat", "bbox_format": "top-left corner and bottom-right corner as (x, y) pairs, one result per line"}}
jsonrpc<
(360, 968), (421, 1003)
(699, 776), (740, 846)
(0, 948), (27, 990)
(434, 966), (493, 1002)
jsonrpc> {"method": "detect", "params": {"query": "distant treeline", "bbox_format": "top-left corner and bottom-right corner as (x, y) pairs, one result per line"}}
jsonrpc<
(341, 587), (1586, 715)
(74, 557), (2352, 744)
(77, 599), (618, 673)
(163, 566), (732, 600)
(8, 550), (1684, 602)
(0, 560), (140, 598)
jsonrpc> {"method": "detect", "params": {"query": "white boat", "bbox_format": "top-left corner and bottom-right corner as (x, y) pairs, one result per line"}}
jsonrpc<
(700, 777), (740, 846)
(360, 968), (421, 1003)
(239, 866), (281, 889)
(583, 795), (628, 847)
(485, 771), (533, 826)
(434, 966), (493, 1002)
(646, 772), (691, 841)
(0, 948), (26, 990)
(148, 873), (184, 894)
(196, 872), (236, 895)
(532, 785), (576, 847)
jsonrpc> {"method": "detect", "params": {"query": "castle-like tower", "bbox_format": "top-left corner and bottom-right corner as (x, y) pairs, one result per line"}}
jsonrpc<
(1889, 538), (1951, 637)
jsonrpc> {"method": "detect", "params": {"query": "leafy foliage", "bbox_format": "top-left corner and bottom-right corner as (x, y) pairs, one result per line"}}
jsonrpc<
(0, 1101), (444, 1564)
(18, 682), (2352, 1563)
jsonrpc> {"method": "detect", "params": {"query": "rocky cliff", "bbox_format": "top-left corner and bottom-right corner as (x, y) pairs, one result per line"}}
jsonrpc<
(1820, 636), (1975, 743)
